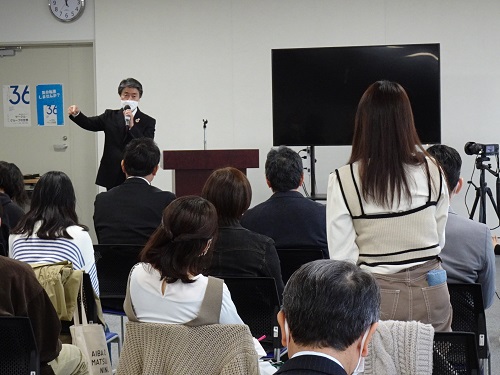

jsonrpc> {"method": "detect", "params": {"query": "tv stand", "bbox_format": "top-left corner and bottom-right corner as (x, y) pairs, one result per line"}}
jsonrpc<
(307, 146), (326, 201)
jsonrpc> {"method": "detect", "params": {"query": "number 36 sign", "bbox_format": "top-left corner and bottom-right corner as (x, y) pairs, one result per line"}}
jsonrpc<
(3, 84), (31, 127)
(36, 84), (64, 126)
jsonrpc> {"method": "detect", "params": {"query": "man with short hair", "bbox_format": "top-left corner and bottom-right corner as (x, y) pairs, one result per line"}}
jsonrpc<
(68, 78), (156, 190)
(241, 146), (328, 258)
(427, 144), (496, 308)
(276, 260), (379, 375)
(94, 138), (175, 245)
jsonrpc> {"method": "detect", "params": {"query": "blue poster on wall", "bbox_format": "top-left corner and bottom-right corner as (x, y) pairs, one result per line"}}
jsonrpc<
(36, 84), (64, 126)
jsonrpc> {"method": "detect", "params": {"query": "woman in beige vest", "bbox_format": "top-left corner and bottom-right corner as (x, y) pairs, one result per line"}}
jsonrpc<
(326, 80), (452, 331)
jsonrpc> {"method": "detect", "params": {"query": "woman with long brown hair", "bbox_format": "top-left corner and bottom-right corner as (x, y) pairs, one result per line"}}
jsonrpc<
(327, 80), (451, 331)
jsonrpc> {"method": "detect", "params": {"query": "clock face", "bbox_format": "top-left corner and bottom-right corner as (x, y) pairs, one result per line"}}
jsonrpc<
(48, 0), (85, 22)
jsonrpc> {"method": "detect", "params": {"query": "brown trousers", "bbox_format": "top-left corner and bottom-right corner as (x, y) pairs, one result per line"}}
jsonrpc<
(373, 259), (452, 332)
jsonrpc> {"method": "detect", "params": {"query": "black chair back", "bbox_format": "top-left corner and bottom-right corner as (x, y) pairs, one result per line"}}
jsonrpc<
(276, 248), (324, 284)
(433, 331), (480, 375)
(94, 244), (143, 312)
(0, 316), (40, 374)
(218, 276), (281, 356)
(447, 283), (490, 375)
(447, 283), (488, 359)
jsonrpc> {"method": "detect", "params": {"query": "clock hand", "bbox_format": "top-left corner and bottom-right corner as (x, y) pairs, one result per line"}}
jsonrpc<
(65, 0), (69, 6)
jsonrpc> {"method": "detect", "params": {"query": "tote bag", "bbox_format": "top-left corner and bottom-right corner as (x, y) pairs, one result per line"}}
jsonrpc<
(70, 276), (112, 375)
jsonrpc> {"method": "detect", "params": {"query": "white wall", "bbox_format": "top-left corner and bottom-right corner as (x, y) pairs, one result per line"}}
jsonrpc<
(0, 0), (94, 43)
(0, 45), (97, 239)
(3, 0), (500, 229)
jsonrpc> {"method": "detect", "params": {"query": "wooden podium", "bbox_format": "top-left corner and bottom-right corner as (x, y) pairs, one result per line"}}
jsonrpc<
(163, 149), (259, 196)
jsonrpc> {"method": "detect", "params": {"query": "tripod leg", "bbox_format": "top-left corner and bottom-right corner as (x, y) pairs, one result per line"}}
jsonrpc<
(469, 187), (482, 221)
(485, 187), (500, 222)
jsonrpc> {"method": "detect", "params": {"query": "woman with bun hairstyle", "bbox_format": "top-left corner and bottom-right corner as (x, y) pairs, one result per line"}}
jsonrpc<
(128, 196), (245, 324)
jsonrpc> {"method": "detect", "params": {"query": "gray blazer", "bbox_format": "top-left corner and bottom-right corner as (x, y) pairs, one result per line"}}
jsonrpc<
(439, 207), (496, 308)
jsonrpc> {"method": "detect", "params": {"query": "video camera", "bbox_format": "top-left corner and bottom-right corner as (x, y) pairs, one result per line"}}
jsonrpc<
(464, 142), (499, 156)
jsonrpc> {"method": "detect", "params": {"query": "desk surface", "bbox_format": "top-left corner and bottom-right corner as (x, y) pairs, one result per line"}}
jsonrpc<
(24, 178), (39, 185)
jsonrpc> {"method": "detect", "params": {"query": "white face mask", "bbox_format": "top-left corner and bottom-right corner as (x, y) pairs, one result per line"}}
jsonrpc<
(121, 100), (139, 111)
(352, 329), (370, 375)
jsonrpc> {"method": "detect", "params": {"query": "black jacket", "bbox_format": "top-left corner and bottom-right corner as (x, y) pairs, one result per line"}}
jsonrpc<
(0, 193), (24, 255)
(241, 191), (328, 258)
(69, 108), (156, 189)
(94, 178), (175, 245)
(0, 192), (24, 229)
(207, 223), (284, 297)
(276, 355), (347, 375)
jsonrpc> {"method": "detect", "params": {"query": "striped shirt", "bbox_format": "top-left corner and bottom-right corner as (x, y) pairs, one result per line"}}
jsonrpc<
(9, 222), (99, 295)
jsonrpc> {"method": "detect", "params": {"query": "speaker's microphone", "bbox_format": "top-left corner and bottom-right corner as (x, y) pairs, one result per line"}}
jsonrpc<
(123, 105), (131, 127)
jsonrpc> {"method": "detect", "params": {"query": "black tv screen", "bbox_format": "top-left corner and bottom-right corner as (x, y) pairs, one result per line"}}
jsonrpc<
(272, 43), (441, 146)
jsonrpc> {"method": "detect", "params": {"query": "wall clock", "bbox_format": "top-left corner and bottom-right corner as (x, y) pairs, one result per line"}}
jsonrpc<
(48, 0), (85, 22)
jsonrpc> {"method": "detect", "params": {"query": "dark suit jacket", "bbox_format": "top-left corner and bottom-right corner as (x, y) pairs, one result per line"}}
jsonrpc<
(69, 108), (155, 189)
(207, 223), (285, 297)
(241, 191), (329, 258)
(275, 355), (347, 375)
(94, 178), (175, 245)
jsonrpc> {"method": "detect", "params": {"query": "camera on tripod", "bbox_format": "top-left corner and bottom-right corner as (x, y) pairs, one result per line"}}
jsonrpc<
(464, 141), (499, 156)
(464, 141), (500, 225)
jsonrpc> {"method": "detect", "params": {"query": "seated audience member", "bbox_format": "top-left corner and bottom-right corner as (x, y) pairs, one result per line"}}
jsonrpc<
(128, 196), (243, 323)
(202, 167), (284, 296)
(126, 196), (272, 373)
(241, 146), (328, 258)
(9, 171), (99, 295)
(0, 255), (88, 375)
(427, 144), (496, 308)
(0, 161), (26, 230)
(276, 259), (379, 375)
(94, 137), (175, 245)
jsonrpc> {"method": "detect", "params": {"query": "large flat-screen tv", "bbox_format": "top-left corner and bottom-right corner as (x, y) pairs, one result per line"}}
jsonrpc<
(272, 43), (441, 146)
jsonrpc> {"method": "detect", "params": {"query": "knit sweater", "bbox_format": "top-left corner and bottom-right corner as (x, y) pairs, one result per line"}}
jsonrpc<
(116, 322), (260, 375)
(365, 320), (434, 375)
(120, 274), (260, 375)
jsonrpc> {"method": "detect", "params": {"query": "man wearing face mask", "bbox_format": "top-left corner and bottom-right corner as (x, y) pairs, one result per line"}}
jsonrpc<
(276, 260), (380, 375)
(68, 78), (156, 190)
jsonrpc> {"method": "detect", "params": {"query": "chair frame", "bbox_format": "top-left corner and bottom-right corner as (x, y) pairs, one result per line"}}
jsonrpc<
(275, 248), (324, 284)
(217, 276), (282, 361)
(94, 244), (143, 343)
(447, 283), (490, 375)
(0, 316), (40, 375)
(433, 331), (480, 375)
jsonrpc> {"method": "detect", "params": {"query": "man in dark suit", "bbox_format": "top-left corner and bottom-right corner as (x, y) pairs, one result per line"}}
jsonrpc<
(427, 144), (496, 308)
(68, 78), (156, 189)
(276, 260), (380, 375)
(241, 146), (328, 258)
(94, 138), (175, 245)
